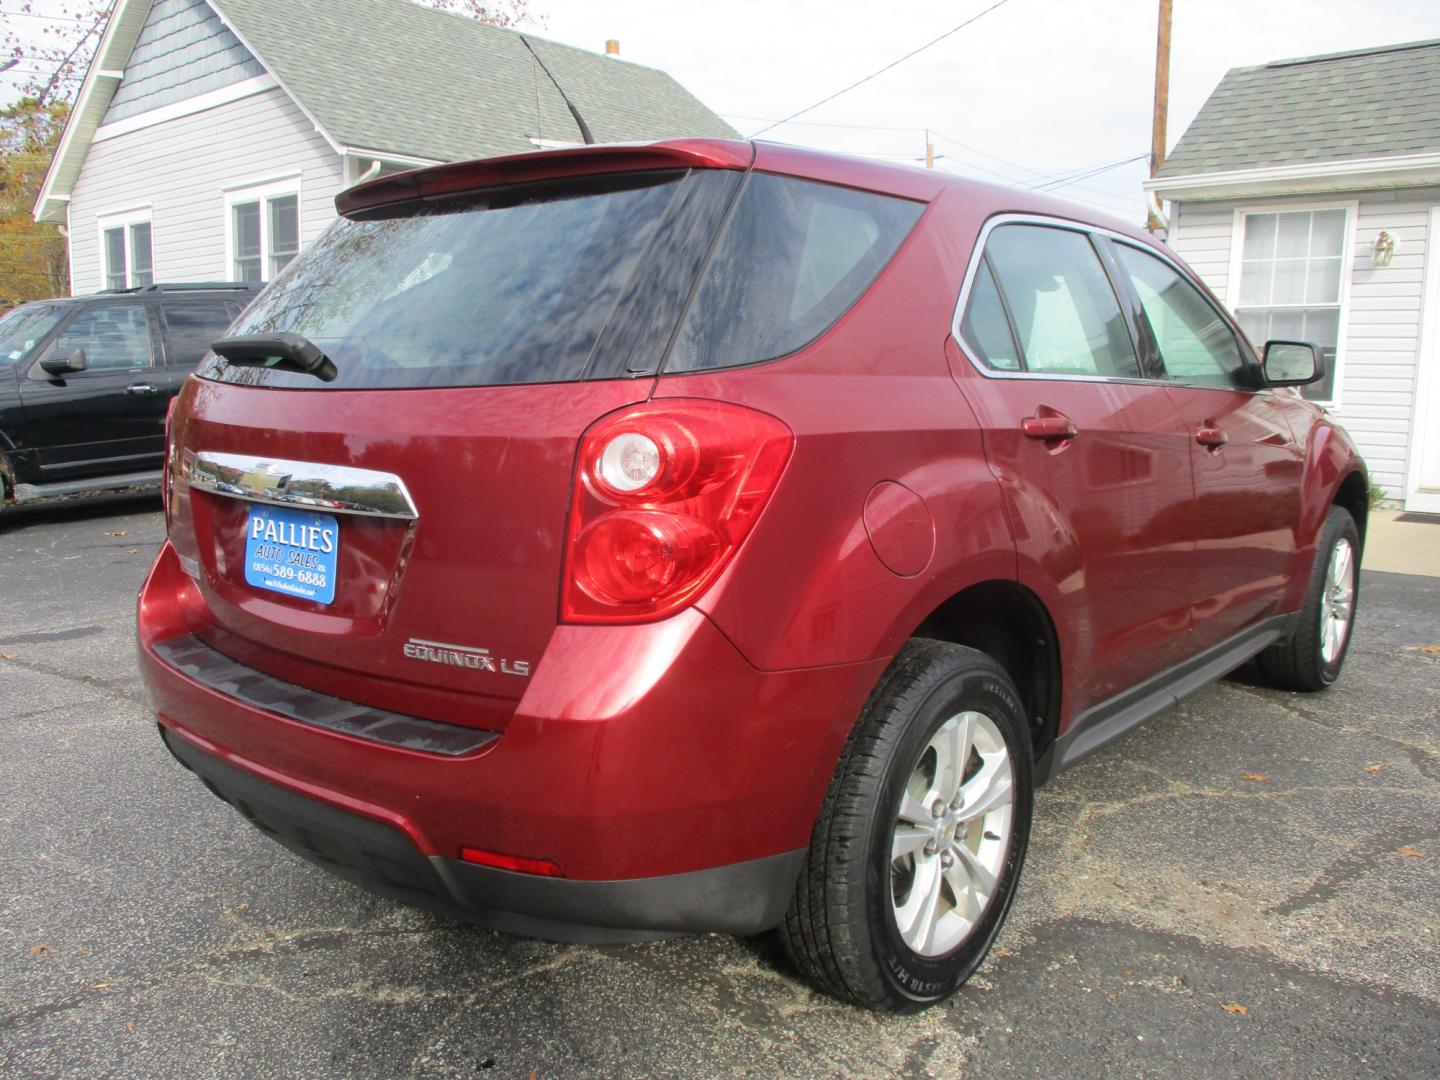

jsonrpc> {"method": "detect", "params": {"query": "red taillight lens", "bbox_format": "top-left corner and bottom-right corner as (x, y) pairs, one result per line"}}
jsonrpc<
(563, 400), (794, 623)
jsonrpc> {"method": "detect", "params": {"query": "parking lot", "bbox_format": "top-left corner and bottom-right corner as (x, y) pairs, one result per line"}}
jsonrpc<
(2, 493), (1437, 1079)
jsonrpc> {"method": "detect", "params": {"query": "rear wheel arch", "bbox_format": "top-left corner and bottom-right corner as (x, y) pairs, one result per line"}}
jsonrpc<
(0, 448), (13, 501)
(908, 580), (1061, 766)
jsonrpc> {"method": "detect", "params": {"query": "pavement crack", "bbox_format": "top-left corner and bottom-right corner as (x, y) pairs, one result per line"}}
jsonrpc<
(1265, 828), (1440, 917)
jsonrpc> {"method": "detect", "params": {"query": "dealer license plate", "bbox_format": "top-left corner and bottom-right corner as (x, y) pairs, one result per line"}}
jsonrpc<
(244, 504), (340, 605)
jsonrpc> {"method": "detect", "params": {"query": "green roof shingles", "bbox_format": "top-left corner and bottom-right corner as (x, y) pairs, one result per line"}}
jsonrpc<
(1157, 39), (1440, 177)
(211, 0), (736, 163)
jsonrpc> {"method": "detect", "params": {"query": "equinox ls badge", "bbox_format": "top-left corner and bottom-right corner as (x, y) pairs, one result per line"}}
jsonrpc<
(402, 637), (531, 677)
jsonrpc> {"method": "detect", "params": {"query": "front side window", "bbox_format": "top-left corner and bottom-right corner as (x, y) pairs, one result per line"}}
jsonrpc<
(1233, 208), (1348, 401)
(963, 223), (1141, 378)
(1115, 243), (1249, 389)
(45, 305), (154, 373)
(228, 183), (301, 283)
(99, 212), (154, 290)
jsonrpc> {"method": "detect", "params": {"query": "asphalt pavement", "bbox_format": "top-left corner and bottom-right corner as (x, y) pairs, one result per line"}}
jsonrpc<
(2, 494), (1437, 1079)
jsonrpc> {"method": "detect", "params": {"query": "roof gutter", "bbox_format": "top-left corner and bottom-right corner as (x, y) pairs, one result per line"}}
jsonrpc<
(1145, 151), (1440, 202)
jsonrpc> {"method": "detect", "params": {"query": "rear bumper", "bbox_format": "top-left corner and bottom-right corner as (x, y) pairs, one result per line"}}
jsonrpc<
(161, 726), (803, 942)
(138, 541), (886, 936)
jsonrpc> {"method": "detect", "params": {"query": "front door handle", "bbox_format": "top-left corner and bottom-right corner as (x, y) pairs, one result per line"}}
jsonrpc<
(1021, 414), (1078, 440)
(125, 383), (160, 395)
(1195, 425), (1228, 449)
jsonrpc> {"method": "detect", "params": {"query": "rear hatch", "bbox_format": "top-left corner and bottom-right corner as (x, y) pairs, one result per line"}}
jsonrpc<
(166, 145), (750, 731)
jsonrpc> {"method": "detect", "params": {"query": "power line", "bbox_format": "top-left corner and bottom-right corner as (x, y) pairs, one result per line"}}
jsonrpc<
(748, 0), (1013, 138)
(1028, 153), (1147, 192)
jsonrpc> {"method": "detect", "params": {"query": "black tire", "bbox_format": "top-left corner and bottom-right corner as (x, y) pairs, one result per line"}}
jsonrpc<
(780, 639), (1033, 1012)
(1259, 505), (1361, 691)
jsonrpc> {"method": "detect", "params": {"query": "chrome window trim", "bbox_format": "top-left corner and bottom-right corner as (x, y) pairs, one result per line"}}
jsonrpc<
(949, 212), (1264, 391)
(187, 451), (419, 520)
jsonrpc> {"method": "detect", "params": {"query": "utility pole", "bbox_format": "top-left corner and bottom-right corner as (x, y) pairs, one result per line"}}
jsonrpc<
(925, 129), (935, 169)
(1147, 0), (1173, 232)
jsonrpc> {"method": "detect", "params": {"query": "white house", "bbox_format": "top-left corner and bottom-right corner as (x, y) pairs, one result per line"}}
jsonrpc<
(1146, 39), (1440, 513)
(34, 0), (735, 295)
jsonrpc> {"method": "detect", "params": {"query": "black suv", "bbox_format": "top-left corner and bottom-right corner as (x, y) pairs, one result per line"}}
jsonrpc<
(0, 282), (256, 503)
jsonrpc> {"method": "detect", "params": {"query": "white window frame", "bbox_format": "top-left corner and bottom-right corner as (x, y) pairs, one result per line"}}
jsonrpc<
(223, 174), (302, 284)
(1225, 199), (1358, 409)
(95, 205), (154, 291)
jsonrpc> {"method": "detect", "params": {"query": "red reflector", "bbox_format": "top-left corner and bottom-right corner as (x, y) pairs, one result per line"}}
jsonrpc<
(460, 846), (564, 877)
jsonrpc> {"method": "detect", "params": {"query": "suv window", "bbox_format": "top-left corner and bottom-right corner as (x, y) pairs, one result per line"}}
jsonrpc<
(1114, 243), (1249, 388)
(666, 173), (923, 372)
(0, 304), (64, 363)
(161, 302), (238, 367)
(47, 305), (154, 372)
(206, 172), (688, 390)
(964, 224), (1141, 378)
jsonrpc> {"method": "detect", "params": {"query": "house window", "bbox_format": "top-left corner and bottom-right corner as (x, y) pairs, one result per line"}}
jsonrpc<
(98, 211), (154, 290)
(1233, 208), (1350, 402)
(226, 181), (300, 283)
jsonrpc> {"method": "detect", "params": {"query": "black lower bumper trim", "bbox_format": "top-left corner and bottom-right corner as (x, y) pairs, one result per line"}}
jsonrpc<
(153, 634), (496, 756)
(161, 727), (803, 944)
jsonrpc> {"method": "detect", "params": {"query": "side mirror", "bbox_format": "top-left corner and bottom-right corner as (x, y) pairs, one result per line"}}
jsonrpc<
(1262, 340), (1323, 387)
(40, 347), (88, 377)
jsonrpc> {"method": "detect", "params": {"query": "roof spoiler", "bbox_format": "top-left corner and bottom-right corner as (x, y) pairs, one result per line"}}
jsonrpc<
(336, 139), (754, 217)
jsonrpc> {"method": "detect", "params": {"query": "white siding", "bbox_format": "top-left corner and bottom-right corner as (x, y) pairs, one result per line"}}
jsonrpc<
(69, 87), (342, 292)
(1170, 187), (1440, 501)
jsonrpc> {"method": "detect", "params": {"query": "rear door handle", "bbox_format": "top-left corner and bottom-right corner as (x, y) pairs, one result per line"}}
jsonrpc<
(1195, 425), (1228, 448)
(1021, 414), (1078, 440)
(126, 383), (160, 395)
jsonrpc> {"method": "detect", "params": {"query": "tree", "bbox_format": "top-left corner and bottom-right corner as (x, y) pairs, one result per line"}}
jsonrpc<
(0, 97), (69, 305)
(0, 1), (540, 304)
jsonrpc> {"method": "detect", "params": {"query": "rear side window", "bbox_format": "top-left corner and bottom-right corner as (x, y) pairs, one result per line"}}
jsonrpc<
(161, 302), (237, 368)
(959, 259), (1021, 371)
(963, 224), (1140, 378)
(1113, 243), (1249, 389)
(204, 172), (697, 390)
(666, 173), (923, 372)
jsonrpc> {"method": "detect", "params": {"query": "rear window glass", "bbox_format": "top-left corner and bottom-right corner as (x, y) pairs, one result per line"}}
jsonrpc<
(666, 173), (923, 372)
(201, 172), (688, 390)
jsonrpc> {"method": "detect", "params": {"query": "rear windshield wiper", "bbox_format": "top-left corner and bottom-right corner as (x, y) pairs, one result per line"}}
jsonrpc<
(211, 332), (337, 381)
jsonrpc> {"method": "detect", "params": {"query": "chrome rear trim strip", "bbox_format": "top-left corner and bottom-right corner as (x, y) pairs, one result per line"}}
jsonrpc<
(187, 451), (419, 520)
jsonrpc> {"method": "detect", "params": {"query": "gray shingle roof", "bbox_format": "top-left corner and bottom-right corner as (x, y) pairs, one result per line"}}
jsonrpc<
(1156, 39), (1440, 177)
(210, 0), (736, 162)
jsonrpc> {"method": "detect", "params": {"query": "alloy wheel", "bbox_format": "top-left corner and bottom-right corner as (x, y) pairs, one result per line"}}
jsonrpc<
(889, 710), (1014, 957)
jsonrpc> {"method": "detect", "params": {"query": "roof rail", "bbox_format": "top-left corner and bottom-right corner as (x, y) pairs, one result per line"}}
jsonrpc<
(99, 282), (262, 294)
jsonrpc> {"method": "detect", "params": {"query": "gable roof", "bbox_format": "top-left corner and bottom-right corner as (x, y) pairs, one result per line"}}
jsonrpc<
(210, 0), (736, 162)
(36, 0), (735, 222)
(1156, 39), (1440, 179)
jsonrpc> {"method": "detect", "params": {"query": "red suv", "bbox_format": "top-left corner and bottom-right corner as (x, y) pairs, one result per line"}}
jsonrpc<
(137, 140), (1366, 1011)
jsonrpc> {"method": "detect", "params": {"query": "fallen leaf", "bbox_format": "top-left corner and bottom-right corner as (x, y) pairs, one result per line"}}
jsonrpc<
(29, 943), (50, 956)
(1397, 846), (1427, 858)
(1364, 762), (1384, 773)
(105, 530), (127, 537)
(1420, 645), (1440, 654)
(1106, 991), (1120, 1000)
(126, 1021), (134, 1032)
(126, 549), (138, 555)
(91, 982), (110, 989)
(0, 653), (16, 661)
(1220, 1003), (1248, 1016)
(1241, 772), (1269, 782)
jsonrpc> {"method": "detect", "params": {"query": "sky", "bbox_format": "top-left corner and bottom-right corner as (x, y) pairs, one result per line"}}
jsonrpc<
(6, 0), (1440, 222)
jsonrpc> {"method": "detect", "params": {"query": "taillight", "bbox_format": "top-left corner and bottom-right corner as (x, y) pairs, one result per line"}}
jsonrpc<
(162, 397), (177, 527)
(562, 400), (794, 623)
